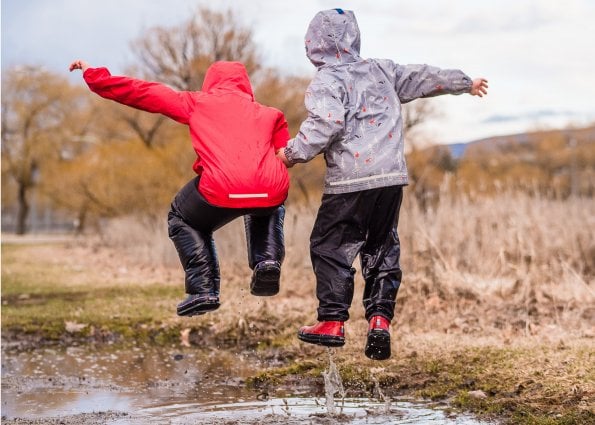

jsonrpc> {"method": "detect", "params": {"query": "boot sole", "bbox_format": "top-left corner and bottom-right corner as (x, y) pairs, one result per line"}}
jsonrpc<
(250, 264), (281, 296)
(177, 298), (220, 317)
(365, 330), (391, 360)
(297, 331), (345, 348)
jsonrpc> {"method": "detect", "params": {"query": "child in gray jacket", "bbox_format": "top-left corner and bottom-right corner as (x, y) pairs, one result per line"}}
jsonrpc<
(278, 8), (488, 360)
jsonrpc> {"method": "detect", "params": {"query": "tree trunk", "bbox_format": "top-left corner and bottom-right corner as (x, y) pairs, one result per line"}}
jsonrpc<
(16, 183), (29, 235)
(74, 206), (88, 235)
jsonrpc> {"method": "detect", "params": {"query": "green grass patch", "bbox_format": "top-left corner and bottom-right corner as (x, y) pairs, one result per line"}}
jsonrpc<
(1, 243), (181, 343)
(246, 360), (322, 387)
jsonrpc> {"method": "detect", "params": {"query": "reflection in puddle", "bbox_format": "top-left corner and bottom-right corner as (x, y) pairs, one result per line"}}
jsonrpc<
(1, 345), (490, 424)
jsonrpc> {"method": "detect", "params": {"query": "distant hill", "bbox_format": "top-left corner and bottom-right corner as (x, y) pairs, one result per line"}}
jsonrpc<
(447, 125), (595, 159)
(447, 142), (468, 159)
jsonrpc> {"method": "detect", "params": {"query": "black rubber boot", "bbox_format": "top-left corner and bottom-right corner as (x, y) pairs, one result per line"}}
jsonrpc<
(250, 260), (281, 296)
(365, 331), (391, 360)
(364, 316), (391, 360)
(177, 294), (220, 317)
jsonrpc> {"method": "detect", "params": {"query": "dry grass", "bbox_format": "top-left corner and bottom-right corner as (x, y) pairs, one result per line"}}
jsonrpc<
(396, 192), (594, 339)
(7, 190), (591, 347)
(91, 191), (594, 340)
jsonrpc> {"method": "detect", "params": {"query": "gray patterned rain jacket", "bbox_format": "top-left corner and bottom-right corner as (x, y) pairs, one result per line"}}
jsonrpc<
(284, 9), (473, 193)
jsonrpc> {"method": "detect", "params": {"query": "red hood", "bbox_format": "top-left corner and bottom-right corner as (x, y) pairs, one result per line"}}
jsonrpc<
(201, 61), (254, 100)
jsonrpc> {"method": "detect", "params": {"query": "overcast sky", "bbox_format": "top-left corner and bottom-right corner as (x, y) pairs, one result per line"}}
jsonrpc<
(2, 0), (594, 144)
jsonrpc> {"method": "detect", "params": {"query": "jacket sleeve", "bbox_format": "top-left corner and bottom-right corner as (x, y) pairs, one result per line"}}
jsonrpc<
(393, 63), (472, 104)
(83, 67), (194, 125)
(284, 80), (345, 164)
(271, 111), (290, 150)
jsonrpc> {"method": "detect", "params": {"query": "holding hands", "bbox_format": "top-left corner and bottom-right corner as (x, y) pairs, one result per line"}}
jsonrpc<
(276, 149), (292, 168)
(69, 60), (90, 72)
(471, 78), (488, 97)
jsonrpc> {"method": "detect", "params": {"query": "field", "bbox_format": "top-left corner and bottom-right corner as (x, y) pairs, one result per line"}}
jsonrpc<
(2, 192), (594, 424)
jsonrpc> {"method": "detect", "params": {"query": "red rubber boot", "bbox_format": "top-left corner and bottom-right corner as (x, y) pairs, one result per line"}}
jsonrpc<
(297, 321), (345, 347)
(365, 315), (391, 360)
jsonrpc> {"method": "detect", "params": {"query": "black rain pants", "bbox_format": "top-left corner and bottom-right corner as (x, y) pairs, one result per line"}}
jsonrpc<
(167, 177), (285, 296)
(310, 185), (403, 322)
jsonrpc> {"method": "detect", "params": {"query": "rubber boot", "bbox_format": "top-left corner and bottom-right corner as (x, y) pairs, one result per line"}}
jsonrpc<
(365, 315), (391, 360)
(177, 294), (220, 317)
(250, 260), (281, 296)
(297, 321), (345, 347)
(245, 206), (285, 296)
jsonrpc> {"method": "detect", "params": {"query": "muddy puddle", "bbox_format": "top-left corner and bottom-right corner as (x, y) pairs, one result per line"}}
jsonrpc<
(1, 345), (492, 424)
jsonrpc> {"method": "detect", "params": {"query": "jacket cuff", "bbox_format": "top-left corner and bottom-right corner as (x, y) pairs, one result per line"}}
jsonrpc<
(284, 146), (298, 165)
(457, 75), (473, 94)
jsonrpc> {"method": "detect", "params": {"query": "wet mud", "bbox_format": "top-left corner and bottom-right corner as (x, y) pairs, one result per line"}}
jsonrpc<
(1, 344), (491, 424)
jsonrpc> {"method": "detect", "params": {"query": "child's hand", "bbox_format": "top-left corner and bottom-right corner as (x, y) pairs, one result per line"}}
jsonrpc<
(276, 149), (293, 168)
(470, 78), (488, 97)
(69, 60), (90, 72)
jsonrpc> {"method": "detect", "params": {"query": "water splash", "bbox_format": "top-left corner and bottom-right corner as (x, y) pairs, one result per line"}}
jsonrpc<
(321, 348), (345, 415)
(370, 368), (392, 414)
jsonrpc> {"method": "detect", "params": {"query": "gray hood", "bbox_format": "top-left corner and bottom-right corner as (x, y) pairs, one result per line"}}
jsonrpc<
(305, 9), (361, 67)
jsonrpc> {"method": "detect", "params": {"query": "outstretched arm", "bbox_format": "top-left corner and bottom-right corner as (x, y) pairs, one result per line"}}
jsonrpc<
(394, 63), (474, 103)
(69, 59), (193, 124)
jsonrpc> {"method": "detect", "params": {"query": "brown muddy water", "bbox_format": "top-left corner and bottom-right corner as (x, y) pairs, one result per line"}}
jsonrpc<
(1, 344), (493, 424)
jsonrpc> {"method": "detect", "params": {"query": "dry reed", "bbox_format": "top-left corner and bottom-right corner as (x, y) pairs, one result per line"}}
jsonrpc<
(97, 190), (595, 339)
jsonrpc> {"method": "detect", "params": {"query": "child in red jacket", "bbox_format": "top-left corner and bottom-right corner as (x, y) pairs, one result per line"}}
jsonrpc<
(70, 60), (290, 316)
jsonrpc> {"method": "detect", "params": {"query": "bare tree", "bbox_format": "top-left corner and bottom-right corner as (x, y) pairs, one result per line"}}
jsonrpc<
(130, 7), (260, 91)
(109, 7), (261, 149)
(1, 66), (90, 233)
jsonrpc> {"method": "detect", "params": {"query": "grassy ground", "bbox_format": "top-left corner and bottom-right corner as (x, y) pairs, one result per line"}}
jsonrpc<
(1, 236), (593, 424)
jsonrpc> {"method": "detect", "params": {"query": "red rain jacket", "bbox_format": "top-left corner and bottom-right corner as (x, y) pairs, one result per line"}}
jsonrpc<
(83, 61), (290, 208)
